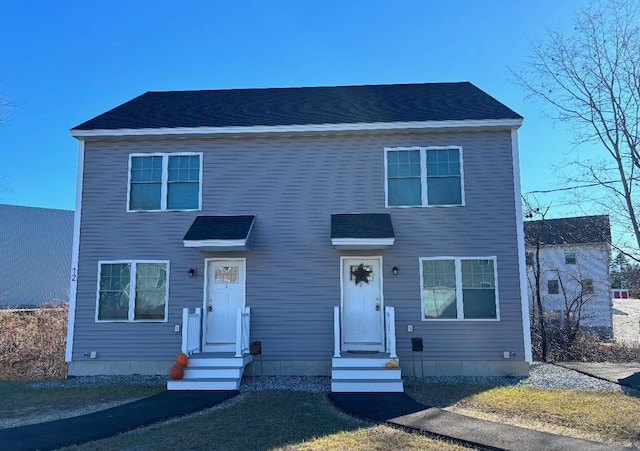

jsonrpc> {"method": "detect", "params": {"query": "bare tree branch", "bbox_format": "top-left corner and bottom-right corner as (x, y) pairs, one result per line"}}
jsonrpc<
(513, 0), (640, 254)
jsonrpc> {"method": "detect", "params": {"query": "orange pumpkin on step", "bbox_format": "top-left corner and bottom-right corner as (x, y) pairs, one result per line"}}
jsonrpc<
(170, 364), (184, 380)
(176, 352), (189, 367)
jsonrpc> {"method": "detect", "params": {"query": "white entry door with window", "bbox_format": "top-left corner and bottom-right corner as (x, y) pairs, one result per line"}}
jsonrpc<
(204, 259), (245, 352)
(341, 257), (384, 352)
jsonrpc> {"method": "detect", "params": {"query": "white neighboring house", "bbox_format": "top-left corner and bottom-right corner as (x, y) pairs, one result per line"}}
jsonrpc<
(0, 204), (74, 307)
(524, 215), (612, 335)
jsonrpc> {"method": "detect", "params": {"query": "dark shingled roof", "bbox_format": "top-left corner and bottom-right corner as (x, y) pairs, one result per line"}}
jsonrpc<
(183, 216), (255, 241)
(72, 82), (522, 131)
(331, 214), (395, 239)
(524, 215), (611, 246)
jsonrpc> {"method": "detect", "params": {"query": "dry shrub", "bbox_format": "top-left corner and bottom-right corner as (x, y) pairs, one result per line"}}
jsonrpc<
(0, 303), (68, 380)
(532, 326), (640, 362)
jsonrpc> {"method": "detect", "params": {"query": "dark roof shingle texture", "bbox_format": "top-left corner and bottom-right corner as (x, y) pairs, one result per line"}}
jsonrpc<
(73, 82), (522, 131)
(331, 214), (395, 239)
(524, 215), (611, 246)
(183, 216), (255, 241)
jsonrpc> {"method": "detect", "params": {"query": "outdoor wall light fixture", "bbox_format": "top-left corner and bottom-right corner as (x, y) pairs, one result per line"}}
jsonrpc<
(392, 266), (399, 275)
(188, 268), (197, 277)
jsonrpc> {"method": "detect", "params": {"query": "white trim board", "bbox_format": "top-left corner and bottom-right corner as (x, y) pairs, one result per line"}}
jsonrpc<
(183, 239), (249, 251)
(512, 129), (533, 362)
(71, 118), (523, 138)
(331, 238), (395, 249)
(65, 140), (85, 363)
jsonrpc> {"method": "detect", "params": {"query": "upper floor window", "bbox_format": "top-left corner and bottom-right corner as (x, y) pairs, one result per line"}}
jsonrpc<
(581, 278), (594, 294)
(420, 257), (498, 320)
(385, 146), (464, 207)
(547, 279), (559, 294)
(564, 250), (576, 265)
(129, 153), (202, 211)
(525, 252), (534, 266)
(97, 260), (169, 322)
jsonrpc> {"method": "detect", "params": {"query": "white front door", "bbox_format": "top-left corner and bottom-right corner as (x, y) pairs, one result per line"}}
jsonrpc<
(341, 257), (384, 352)
(204, 259), (245, 352)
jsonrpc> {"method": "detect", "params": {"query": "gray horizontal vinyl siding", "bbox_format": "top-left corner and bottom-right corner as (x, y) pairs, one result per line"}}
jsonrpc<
(72, 129), (525, 363)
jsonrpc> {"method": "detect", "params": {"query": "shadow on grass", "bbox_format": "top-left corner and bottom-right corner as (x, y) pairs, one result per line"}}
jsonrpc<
(619, 372), (640, 398)
(68, 391), (371, 451)
(404, 380), (503, 408)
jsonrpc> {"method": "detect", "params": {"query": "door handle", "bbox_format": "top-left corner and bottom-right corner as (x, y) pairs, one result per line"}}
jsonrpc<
(208, 305), (213, 312)
(375, 304), (380, 311)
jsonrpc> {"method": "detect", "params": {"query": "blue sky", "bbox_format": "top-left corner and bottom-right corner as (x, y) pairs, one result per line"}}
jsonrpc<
(0, 1), (591, 215)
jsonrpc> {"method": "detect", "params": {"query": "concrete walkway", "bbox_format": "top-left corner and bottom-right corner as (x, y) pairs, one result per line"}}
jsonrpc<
(329, 392), (632, 450)
(556, 362), (640, 391)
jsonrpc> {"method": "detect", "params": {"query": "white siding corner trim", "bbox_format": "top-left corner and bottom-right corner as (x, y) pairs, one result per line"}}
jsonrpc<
(65, 140), (84, 363)
(512, 129), (533, 362)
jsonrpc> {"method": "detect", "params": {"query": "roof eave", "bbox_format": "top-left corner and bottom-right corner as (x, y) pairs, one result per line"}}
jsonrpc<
(70, 118), (523, 138)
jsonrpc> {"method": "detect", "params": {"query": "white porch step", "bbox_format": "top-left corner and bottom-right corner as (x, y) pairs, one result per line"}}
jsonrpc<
(167, 378), (240, 391)
(331, 367), (401, 380)
(167, 352), (252, 391)
(332, 356), (393, 368)
(187, 353), (251, 368)
(331, 379), (404, 392)
(183, 366), (244, 379)
(331, 354), (403, 392)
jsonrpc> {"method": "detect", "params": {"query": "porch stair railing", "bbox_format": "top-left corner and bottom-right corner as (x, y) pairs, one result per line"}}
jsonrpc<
(181, 307), (202, 355)
(235, 307), (251, 357)
(385, 306), (398, 359)
(172, 306), (252, 391)
(331, 305), (403, 392)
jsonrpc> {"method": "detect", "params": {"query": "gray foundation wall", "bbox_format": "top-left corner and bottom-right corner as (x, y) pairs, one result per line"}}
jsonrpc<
(68, 359), (529, 378)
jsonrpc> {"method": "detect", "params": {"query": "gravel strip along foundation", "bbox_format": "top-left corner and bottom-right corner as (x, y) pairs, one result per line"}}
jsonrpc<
(28, 363), (623, 392)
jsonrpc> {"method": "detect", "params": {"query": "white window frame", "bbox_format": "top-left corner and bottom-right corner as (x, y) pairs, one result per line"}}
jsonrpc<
(95, 260), (170, 322)
(419, 256), (500, 321)
(384, 146), (465, 208)
(127, 152), (203, 212)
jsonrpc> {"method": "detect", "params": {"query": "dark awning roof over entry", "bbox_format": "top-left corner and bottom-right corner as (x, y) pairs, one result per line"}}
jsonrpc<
(331, 213), (395, 249)
(183, 215), (255, 251)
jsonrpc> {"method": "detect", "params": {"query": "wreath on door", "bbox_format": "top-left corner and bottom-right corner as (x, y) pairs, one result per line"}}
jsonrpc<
(351, 263), (372, 285)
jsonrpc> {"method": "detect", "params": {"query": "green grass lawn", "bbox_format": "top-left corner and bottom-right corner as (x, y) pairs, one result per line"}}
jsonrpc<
(406, 382), (640, 445)
(61, 391), (468, 451)
(4, 378), (639, 449)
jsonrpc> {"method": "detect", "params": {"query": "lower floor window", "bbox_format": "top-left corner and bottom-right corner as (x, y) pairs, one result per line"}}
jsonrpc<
(421, 257), (499, 320)
(97, 261), (169, 321)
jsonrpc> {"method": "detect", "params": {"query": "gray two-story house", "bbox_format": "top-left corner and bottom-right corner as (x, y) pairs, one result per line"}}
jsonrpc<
(66, 82), (531, 391)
